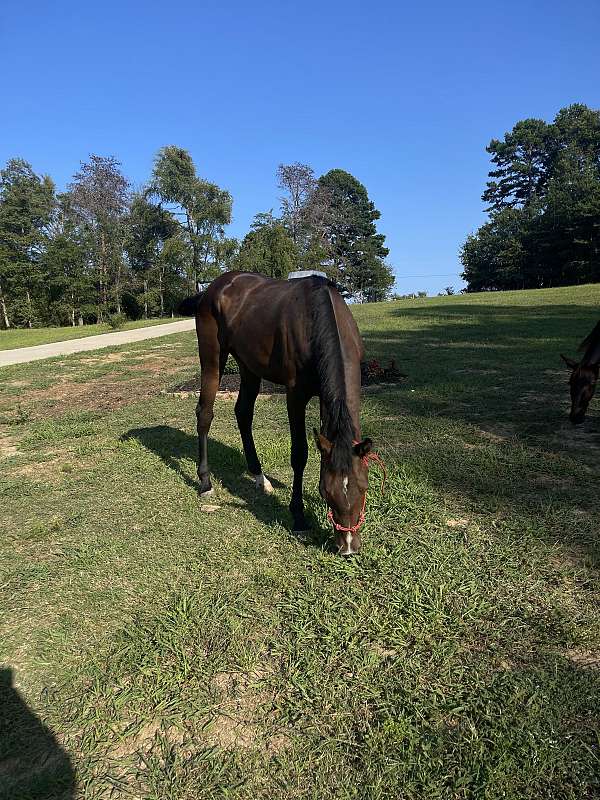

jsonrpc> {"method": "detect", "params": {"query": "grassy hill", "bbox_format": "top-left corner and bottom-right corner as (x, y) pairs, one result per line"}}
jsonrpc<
(0, 283), (598, 799)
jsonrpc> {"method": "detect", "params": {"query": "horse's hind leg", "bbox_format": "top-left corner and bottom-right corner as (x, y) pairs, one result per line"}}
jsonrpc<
(195, 318), (226, 496)
(287, 389), (310, 532)
(235, 368), (272, 493)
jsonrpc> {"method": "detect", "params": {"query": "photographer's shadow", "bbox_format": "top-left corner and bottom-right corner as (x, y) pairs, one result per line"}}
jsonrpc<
(0, 668), (75, 800)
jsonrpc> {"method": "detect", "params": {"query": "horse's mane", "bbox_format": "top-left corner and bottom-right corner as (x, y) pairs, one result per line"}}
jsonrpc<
(310, 279), (355, 473)
(578, 320), (600, 366)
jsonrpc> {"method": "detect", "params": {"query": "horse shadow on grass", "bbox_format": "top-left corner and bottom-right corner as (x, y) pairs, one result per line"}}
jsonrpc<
(122, 426), (331, 551)
(0, 668), (75, 800)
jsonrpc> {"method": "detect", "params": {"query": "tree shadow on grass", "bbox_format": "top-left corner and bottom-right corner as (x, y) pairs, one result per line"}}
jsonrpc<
(358, 301), (600, 565)
(361, 301), (600, 449)
(0, 668), (75, 800)
(121, 426), (330, 551)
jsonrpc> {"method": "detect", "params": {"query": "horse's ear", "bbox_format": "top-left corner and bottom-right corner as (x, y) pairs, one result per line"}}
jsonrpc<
(313, 428), (332, 456)
(354, 438), (373, 458)
(561, 354), (578, 370)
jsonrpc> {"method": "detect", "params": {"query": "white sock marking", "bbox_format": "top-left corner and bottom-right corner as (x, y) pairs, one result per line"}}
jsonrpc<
(255, 473), (274, 494)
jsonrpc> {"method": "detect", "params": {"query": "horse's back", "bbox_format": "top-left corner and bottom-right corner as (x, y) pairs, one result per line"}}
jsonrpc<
(200, 272), (314, 385)
(196, 271), (363, 389)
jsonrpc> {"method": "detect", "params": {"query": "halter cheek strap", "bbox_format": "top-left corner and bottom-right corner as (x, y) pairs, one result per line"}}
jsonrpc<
(327, 444), (387, 534)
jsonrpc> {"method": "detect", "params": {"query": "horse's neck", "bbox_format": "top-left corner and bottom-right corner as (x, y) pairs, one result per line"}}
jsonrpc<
(584, 340), (600, 366)
(318, 357), (361, 441)
(312, 282), (361, 439)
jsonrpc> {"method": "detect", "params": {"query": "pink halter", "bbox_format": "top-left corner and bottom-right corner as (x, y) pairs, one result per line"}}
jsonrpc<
(327, 444), (387, 534)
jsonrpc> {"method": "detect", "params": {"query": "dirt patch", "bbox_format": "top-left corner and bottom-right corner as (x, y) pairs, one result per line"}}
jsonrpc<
(0, 436), (18, 458)
(564, 649), (600, 670)
(22, 365), (178, 416)
(110, 720), (162, 759)
(446, 518), (469, 528)
(169, 369), (407, 398)
(455, 368), (500, 375)
(125, 358), (191, 378)
(533, 474), (573, 489)
(171, 375), (286, 396)
(371, 643), (398, 660)
(79, 352), (133, 365)
(475, 426), (514, 444)
(209, 668), (287, 753)
(9, 454), (83, 482)
(519, 392), (558, 404)
(548, 545), (597, 574)
(40, 379), (143, 413)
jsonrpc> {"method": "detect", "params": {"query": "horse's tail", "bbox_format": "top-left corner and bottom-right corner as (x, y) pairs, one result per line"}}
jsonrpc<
(178, 293), (203, 316)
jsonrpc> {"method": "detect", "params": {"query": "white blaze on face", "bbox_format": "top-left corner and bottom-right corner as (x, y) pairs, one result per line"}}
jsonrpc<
(339, 531), (354, 555)
(342, 476), (349, 497)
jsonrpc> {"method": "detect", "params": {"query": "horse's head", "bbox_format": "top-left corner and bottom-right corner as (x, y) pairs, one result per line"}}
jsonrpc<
(561, 354), (599, 424)
(313, 429), (372, 555)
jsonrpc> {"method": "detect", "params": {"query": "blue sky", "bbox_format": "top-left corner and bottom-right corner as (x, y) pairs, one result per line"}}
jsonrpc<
(1, 1), (599, 295)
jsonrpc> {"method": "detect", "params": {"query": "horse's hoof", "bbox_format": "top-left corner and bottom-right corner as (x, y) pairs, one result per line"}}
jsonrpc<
(254, 474), (274, 494)
(293, 519), (311, 534)
(199, 487), (214, 497)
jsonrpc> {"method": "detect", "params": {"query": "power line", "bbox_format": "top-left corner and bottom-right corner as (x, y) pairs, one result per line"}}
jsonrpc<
(396, 273), (464, 279)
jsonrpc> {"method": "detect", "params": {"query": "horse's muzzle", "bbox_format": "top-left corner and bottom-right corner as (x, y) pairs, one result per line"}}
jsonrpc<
(336, 531), (361, 556)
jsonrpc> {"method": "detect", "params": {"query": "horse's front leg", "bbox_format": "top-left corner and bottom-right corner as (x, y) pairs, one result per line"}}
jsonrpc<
(235, 368), (273, 493)
(287, 390), (310, 533)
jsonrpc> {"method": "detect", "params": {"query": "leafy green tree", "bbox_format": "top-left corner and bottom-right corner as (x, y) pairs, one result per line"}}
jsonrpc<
(314, 169), (393, 300)
(0, 158), (55, 328)
(68, 155), (130, 320)
(125, 194), (179, 317)
(148, 146), (232, 290)
(462, 104), (600, 291)
(277, 162), (316, 245)
(461, 207), (531, 291)
(483, 119), (551, 211)
(234, 212), (298, 278)
(44, 193), (94, 326)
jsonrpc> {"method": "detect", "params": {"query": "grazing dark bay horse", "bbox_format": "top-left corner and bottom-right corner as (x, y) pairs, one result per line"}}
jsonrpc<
(561, 321), (600, 424)
(179, 271), (374, 555)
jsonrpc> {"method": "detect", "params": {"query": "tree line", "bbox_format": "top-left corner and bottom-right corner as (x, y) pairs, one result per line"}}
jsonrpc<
(461, 103), (600, 291)
(0, 149), (394, 329)
(235, 164), (394, 302)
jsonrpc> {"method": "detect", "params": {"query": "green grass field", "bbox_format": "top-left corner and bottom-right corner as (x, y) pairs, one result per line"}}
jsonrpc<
(1, 284), (599, 800)
(0, 317), (183, 351)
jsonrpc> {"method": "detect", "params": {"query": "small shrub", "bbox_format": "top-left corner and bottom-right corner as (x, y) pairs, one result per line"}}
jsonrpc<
(223, 356), (239, 375)
(107, 313), (127, 330)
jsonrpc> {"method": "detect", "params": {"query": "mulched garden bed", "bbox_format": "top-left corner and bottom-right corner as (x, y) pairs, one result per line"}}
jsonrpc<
(170, 359), (406, 396)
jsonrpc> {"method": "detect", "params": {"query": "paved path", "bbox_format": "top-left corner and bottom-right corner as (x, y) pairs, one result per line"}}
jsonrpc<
(0, 319), (196, 367)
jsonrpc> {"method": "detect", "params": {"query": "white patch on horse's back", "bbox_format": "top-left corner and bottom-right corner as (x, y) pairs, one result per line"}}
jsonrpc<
(255, 473), (274, 494)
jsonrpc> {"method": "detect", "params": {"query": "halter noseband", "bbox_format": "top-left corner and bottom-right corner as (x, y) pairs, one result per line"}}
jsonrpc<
(327, 444), (387, 534)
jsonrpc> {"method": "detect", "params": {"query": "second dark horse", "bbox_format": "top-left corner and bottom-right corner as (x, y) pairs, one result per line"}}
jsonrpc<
(561, 320), (600, 424)
(179, 271), (374, 555)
